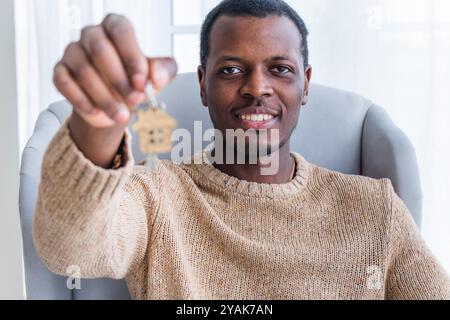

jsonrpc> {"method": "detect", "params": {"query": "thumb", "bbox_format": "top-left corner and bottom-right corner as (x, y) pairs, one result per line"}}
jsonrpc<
(147, 57), (178, 92)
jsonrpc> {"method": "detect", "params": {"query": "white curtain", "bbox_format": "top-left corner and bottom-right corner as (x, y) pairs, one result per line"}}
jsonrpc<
(15, 0), (450, 272)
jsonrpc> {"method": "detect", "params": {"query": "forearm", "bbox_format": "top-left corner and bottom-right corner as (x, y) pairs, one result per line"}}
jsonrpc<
(68, 111), (127, 168)
(32, 119), (148, 279)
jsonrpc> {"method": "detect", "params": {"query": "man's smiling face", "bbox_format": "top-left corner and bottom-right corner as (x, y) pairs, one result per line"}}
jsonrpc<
(198, 15), (312, 154)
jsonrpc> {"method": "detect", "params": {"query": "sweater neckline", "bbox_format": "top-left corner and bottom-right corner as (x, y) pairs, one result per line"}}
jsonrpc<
(185, 150), (310, 199)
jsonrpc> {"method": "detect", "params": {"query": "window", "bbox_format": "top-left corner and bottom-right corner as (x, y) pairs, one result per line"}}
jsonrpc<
(170, 0), (221, 73)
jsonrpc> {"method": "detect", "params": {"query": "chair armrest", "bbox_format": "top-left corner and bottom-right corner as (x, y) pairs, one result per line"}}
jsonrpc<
(19, 106), (72, 299)
(361, 105), (423, 227)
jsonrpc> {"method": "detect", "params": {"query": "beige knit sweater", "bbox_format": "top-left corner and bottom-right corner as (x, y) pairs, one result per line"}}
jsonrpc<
(33, 119), (450, 300)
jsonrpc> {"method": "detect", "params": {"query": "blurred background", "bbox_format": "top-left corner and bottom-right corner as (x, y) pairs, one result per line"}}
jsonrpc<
(1, 0), (449, 298)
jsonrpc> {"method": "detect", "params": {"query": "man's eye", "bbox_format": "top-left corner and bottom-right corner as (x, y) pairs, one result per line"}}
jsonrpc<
(222, 67), (242, 75)
(272, 66), (292, 74)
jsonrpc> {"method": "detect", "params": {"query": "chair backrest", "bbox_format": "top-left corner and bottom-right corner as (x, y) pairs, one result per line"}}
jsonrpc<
(19, 72), (422, 299)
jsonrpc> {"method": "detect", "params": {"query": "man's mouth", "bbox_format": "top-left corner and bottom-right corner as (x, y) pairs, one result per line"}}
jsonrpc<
(233, 112), (279, 129)
(233, 106), (280, 129)
(238, 114), (275, 122)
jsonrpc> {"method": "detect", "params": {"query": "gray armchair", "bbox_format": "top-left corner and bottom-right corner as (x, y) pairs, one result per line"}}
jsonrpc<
(19, 72), (422, 299)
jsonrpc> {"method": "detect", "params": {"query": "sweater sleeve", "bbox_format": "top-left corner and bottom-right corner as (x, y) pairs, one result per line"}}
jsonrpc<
(32, 119), (155, 280)
(386, 185), (450, 299)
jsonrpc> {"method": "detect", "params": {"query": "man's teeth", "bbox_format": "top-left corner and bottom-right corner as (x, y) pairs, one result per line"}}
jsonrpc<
(240, 114), (275, 122)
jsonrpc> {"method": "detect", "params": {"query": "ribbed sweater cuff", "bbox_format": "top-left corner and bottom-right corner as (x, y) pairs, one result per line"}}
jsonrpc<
(41, 119), (135, 202)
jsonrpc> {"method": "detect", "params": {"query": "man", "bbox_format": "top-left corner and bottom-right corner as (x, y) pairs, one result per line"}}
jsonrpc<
(33, 0), (450, 299)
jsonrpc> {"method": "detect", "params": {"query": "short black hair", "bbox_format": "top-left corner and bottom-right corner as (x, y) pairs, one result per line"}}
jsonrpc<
(200, 0), (309, 70)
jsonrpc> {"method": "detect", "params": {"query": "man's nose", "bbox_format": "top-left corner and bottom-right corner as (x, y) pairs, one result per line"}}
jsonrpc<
(239, 70), (274, 99)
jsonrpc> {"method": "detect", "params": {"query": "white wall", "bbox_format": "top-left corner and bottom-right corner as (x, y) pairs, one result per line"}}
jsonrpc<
(0, 0), (26, 300)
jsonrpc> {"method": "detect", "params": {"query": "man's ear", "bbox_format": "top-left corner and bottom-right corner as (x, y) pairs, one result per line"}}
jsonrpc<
(301, 65), (312, 106)
(197, 66), (208, 107)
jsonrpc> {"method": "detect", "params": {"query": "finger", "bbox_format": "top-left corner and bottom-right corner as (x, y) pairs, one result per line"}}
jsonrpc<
(80, 25), (146, 105)
(62, 42), (130, 124)
(148, 57), (178, 92)
(54, 62), (97, 115)
(54, 64), (115, 128)
(102, 14), (148, 92)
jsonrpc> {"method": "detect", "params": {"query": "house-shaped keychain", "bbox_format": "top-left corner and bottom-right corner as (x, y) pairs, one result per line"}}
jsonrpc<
(133, 107), (177, 154)
(132, 84), (178, 169)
